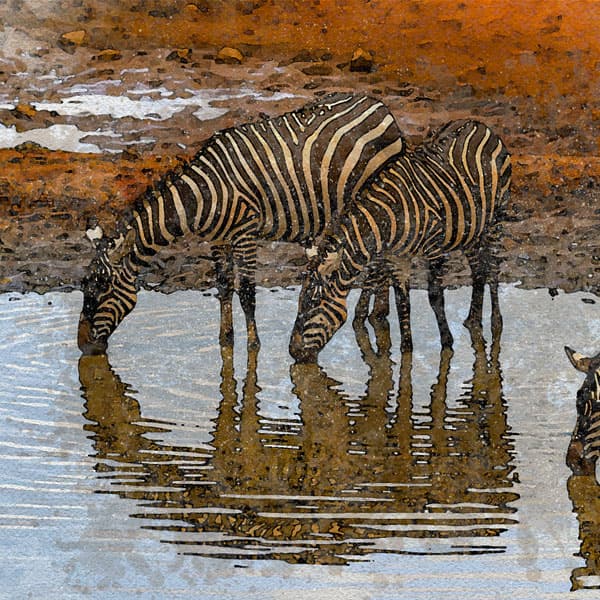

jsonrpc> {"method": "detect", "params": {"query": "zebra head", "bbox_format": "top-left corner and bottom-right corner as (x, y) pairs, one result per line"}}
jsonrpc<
(289, 242), (349, 363)
(78, 225), (139, 355)
(565, 346), (600, 477)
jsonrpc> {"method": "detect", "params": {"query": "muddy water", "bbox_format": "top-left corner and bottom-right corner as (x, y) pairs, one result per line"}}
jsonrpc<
(1, 285), (600, 598)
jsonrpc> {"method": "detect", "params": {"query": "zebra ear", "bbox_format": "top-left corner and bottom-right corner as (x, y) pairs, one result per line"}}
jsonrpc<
(565, 346), (592, 373)
(85, 224), (104, 248)
(318, 249), (341, 276)
(108, 227), (136, 263)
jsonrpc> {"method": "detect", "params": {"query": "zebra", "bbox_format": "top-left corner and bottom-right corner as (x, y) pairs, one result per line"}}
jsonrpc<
(289, 119), (512, 363)
(78, 93), (405, 355)
(565, 346), (600, 477)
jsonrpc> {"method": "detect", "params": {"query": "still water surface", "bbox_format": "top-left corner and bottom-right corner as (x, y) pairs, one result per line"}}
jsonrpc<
(1, 285), (600, 599)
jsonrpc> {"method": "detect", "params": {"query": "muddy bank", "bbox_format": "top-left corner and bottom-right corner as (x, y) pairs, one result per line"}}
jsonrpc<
(0, 29), (598, 298)
(1, 142), (599, 298)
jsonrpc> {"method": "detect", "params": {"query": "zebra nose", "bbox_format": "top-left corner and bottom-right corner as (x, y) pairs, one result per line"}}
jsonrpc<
(77, 316), (107, 355)
(566, 438), (596, 476)
(289, 330), (318, 363)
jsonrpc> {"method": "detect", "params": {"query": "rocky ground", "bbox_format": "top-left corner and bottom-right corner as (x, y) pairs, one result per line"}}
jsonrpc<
(0, 2), (599, 298)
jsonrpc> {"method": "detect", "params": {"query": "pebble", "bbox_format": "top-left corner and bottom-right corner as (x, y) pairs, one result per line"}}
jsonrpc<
(94, 49), (122, 62)
(350, 47), (373, 72)
(216, 47), (244, 64)
(166, 48), (192, 63)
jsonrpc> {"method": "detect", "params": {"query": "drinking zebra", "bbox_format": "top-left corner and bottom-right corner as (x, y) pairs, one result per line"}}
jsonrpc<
(565, 346), (600, 476)
(78, 93), (405, 355)
(289, 119), (512, 362)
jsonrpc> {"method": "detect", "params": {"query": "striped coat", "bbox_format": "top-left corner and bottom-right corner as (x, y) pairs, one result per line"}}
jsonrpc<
(290, 119), (512, 362)
(78, 93), (404, 354)
(565, 347), (600, 476)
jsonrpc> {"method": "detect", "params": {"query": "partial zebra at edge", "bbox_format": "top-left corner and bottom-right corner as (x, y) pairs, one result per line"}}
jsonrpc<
(565, 346), (600, 478)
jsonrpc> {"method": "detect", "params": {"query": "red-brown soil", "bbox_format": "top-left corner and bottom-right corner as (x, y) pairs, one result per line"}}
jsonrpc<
(0, 2), (598, 296)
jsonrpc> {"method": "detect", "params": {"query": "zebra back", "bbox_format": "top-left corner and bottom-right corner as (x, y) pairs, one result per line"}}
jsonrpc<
(127, 93), (405, 257)
(329, 120), (512, 281)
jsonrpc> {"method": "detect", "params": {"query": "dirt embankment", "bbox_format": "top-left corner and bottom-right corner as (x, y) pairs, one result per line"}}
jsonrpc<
(0, 1), (599, 297)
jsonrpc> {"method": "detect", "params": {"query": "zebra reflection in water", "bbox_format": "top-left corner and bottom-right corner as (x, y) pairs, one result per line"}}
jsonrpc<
(78, 285), (517, 564)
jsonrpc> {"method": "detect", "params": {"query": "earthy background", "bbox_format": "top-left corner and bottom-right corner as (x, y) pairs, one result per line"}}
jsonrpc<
(0, 0), (599, 295)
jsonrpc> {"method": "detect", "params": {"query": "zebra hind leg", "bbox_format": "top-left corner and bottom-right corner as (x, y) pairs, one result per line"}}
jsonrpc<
(428, 257), (453, 349)
(464, 241), (501, 333)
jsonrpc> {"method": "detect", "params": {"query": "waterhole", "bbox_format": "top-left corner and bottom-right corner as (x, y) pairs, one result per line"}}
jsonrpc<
(1, 285), (599, 598)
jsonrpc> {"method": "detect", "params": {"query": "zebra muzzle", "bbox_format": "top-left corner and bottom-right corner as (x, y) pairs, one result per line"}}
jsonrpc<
(77, 316), (108, 356)
(289, 329), (319, 363)
(567, 437), (597, 476)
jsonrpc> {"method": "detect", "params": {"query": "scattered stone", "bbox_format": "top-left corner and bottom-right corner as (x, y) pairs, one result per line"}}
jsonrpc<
(301, 63), (333, 76)
(216, 47), (244, 64)
(14, 141), (44, 152)
(350, 47), (374, 72)
(11, 104), (36, 120)
(93, 49), (122, 62)
(281, 50), (318, 66)
(183, 3), (201, 14)
(166, 48), (193, 63)
(58, 30), (86, 53)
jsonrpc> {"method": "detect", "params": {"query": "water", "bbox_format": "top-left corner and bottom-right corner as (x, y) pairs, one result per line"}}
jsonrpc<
(1, 285), (599, 599)
(0, 82), (299, 153)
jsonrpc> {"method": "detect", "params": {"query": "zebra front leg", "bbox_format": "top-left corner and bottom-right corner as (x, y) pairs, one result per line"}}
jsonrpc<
(239, 274), (260, 351)
(393, 279), (413, 353)
(428, 257), (453, 349)
(352, 287), (371, 332)
(233, 240), (260, 352)
(465, 243), (494, 330)
(212, 246), (235, 348)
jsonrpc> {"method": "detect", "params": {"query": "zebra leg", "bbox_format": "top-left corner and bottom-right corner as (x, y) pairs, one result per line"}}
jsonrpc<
(428, 257), (453, 349)
(233, 240), (260, 352)
(352, 287), (372, 331)
(212, 245), (235, 348)
(465, 244), (491, 329)
(393, 279), (413, 353)
(370, 286), (390, 327)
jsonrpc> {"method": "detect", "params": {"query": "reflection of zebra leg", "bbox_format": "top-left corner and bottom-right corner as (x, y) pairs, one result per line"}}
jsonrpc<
(428, 257), (453, 349)
(213, 246), (235, 348)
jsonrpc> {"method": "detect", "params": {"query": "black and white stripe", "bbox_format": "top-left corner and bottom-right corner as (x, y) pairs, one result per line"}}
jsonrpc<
(565, 347), (600, 476)
(78, 93), (404, 354)
(290, 119), (512, 362)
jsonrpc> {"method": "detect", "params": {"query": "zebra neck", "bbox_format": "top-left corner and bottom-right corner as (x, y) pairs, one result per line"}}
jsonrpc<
(334, 246), (369, 290)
